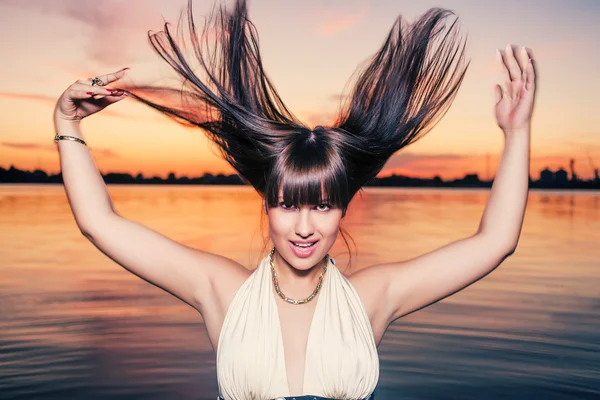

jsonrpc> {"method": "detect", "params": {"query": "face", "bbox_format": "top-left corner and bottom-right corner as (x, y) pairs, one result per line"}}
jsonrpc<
(265, 194), (344, 271)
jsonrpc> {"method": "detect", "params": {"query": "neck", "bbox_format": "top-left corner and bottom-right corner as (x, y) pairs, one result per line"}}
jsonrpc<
(272, 250), (327, 293)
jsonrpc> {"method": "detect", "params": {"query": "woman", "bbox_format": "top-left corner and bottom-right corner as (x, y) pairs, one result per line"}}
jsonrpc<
(53, 0), (536, 399)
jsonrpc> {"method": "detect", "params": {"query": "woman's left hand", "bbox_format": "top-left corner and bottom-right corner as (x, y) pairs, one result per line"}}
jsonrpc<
(494, 44), (536, 135)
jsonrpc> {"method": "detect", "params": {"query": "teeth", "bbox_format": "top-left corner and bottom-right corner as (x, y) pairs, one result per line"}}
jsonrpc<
(293, 242), (314, 247)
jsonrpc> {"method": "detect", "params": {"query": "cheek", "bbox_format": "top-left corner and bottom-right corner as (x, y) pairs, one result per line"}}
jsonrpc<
(267, 211), (291, 236)
(318, 214), (343, 237)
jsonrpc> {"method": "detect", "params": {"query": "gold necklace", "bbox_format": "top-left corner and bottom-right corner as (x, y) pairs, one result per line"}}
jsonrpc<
(269, 247), (328, 305)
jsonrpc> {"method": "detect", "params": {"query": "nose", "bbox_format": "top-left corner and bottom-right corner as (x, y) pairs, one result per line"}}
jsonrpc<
(295, 208), (314, 238)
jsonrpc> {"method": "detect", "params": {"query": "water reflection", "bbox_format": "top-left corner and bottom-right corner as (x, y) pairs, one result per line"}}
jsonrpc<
(1, 185), (599, 399)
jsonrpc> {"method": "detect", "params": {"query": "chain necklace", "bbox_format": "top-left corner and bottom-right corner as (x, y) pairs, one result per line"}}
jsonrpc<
(269, 247), (328, 305)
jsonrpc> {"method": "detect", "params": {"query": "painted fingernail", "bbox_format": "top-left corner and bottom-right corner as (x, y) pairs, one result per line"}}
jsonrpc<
(86, 91), (93, 95)
(106, 89), (114, 93)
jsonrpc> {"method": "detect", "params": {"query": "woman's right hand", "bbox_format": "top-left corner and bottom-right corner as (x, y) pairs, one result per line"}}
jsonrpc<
(54, 68), (130, 124)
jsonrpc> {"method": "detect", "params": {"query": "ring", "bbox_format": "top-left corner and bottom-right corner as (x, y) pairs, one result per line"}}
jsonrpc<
(90, 77), (104, 87)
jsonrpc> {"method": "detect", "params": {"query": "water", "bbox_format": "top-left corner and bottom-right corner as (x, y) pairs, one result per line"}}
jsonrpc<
(1, 185), (599, 399)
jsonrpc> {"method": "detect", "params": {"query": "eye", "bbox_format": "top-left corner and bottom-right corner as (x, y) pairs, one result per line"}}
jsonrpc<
(279, 201), (296, 210)
(315, 203), (332, 211)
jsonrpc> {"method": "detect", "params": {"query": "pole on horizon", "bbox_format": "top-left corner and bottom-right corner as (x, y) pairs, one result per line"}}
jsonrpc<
(486, 152), (490, 182)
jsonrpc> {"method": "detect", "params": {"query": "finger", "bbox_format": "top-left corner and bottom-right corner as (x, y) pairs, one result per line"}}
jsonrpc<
(497, 49), (511, 83)
(521, 47), (536, 91)
(93, 90), (128, 100)
(93, 89), (126, 100)
(72, 82), (114, 95)
(72, 83), (125, 100)
(101, 91), (130, 105)
(494, 84), (503, 105)
(90, 92), (128, 106)
(495, 52), (513, 98)
(503, 44), (522, 81)
(69, 88), (113, 100)
(522, 46), (534, 61)
(93, 67), (130, 87)
(515, 46), (529, 75)
(69, 90), (102, 100)
(525, 56), (535, 92)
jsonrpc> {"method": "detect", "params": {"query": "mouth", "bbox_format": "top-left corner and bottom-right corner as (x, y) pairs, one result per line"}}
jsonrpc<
(289, 240), (319, 258)
(290, 240), (318, 248)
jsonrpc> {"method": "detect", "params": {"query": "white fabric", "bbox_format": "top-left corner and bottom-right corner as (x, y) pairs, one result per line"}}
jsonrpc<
(216, 253), (379, 400)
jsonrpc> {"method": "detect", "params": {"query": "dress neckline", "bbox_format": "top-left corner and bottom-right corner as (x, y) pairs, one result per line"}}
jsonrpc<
(268, 255), (333, 396)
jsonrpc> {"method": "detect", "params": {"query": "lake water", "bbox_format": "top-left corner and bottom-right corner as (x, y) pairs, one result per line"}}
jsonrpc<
(1, 185), (599, 399)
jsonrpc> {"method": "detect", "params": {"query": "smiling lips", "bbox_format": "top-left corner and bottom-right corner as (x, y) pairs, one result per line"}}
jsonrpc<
(289, 240), (319, 258)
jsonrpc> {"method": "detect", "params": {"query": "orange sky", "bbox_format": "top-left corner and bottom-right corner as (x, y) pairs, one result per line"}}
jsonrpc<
(1, 0), (599, 180)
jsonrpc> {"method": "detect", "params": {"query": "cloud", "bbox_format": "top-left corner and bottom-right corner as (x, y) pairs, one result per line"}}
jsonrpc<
(384, 152), (468, 170)
(0, 91), (132, 119)
(1, 142), (48, 150)
(317, 13), (363, 36)
(2, 141), (120, 158)
(0, 92), (56, 103)
(315, 0), (369, 37)
(0, 0), (163, 67)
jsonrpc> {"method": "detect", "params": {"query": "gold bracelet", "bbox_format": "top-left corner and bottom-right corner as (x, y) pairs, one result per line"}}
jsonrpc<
(54, 133), (89, 148)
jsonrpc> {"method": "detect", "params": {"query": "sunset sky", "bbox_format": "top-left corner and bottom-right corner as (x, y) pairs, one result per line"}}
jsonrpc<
(1, 0), (599, 180)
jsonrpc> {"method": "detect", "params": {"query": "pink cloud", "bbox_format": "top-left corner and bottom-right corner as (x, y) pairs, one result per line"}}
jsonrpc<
(317, 13), (363, 36)
(2, 141), (120, 158)
(384, 152), (467, 170)
(0, 0), (165, 67)
(0, 92), (56, 103)
(315, 0), (368, 37)
(0, 91), (131, 119)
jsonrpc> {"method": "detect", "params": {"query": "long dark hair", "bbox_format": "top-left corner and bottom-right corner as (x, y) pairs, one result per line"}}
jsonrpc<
(123, 0), (468, 263)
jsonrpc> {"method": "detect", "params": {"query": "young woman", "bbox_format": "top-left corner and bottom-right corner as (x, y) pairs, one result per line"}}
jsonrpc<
(53, 0), (536, 399)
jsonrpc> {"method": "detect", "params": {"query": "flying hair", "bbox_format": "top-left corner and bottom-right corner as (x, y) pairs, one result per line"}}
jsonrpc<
(122, 0), (469, 211)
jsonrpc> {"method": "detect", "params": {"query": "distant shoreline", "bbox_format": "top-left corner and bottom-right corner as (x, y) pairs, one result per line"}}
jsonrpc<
(2, 165), (599, 190)
(3, 183), (600, 193)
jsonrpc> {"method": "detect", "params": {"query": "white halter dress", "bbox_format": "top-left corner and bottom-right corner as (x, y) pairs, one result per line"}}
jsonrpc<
(216, 253), (379, 400)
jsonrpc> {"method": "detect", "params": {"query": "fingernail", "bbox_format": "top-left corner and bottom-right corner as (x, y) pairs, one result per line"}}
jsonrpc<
(106, 89), (114, 93)
(86, 91), (93, 95)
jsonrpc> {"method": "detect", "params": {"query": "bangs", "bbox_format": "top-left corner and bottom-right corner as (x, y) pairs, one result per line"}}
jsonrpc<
(265, 130), (350, 209)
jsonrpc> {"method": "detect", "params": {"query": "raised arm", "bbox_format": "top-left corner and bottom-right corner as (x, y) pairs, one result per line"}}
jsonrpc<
(352, 44), (536, 325)
(54, 69), (244, 311)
